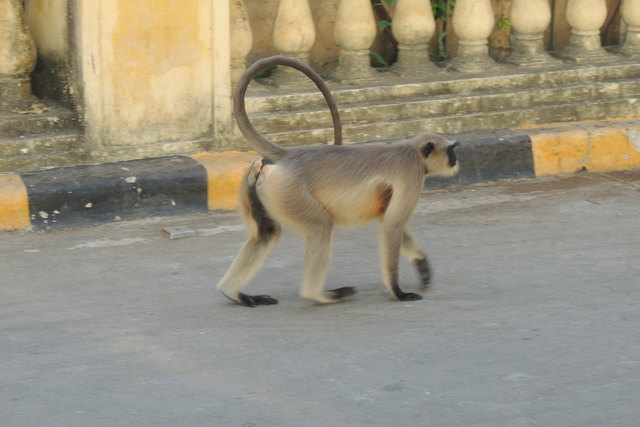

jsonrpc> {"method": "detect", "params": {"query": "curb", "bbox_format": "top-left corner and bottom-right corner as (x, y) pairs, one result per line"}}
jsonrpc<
(2, 119), (640, 231)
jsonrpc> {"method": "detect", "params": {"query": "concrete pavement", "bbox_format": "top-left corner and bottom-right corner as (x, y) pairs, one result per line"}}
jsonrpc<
(1, 170), (639, 426)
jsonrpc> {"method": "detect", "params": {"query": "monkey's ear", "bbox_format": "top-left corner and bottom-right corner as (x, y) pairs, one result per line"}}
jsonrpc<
(422, 142), (435, 158)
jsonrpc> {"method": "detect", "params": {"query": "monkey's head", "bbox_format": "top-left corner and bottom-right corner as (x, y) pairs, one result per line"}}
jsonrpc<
(416, 133), (460, 178)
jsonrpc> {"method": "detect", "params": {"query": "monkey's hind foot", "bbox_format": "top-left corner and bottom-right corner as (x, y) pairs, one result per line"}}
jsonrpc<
(414, 258), (431, 289)
(329, 286), (357, 300)
(239, 293), (279, 307)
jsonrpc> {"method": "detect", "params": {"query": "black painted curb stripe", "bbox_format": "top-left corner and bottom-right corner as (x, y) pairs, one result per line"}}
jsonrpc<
(427, 133), (535, 189)
(19, 156), (208, 230)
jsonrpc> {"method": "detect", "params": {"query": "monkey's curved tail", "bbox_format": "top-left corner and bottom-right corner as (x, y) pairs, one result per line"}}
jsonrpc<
(233, 55), (343, 162)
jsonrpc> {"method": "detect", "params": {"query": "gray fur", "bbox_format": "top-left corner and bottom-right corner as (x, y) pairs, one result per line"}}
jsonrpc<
(234, 56), (342, 161)
(217, 56), (459, 306)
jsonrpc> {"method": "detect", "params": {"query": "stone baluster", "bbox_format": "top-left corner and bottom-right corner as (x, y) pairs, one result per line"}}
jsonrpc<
(0, 0), (37, 109)
(230, 0), (253, 85)
(620, 0), (640, 57)
(332, 0), (378, 82)
(271, 0), (316, 85)
(448, 0), (500, 72)
(505, 0), (559, 66)
(391, 0), (440, 78)
(558, 0), (614, 62)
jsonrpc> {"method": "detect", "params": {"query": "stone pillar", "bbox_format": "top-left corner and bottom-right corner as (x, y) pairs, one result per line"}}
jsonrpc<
(230, 0), (253, 85)
(0, 0), (37, 109)
(558, 0), (614, 62)
(332, 0), (378, 82)
(391, 0), (440, 78)
(271, 0), (316, 85)
(505, 0), (559, 66)
(213, 0), (233, 139)
(620, 0), (640, 57)
(448, 0), (500, 72)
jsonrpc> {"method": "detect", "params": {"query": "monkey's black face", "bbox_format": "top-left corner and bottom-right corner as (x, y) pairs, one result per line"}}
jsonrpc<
(418, 134), (460, 178)
(447, 142), (458, 167)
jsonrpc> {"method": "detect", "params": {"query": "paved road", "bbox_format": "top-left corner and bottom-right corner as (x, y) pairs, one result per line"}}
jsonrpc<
(2, 171), (639, 427)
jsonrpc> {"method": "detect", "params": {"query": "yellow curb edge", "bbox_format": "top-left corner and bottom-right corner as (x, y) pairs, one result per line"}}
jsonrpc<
(0, 173), (31, 230)
(191, 151), (257, 211)
(530, 120), (640, 177)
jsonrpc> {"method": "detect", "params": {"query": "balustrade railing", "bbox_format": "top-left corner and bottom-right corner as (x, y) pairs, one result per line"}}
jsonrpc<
(332, 0), (379, 81)
(271, 0), (316, 84)
(0, 0), (37, 110)
(505, 0), (559, 66)
(391, 0), (440, 77)
(230, 0), (634, 86)
(230, 0), (253, 84)
(558, 0), (616, 62)
(621, 0), (640, 57)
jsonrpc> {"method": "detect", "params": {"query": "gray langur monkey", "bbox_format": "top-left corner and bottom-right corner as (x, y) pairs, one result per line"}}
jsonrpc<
(217, 55), (459, 307)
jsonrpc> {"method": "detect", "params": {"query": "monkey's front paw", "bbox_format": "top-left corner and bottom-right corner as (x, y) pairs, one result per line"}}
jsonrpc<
(396, 292), (423, 301)
(414, 258), (431, 289)
(239, 293), (279, 307)
(329, 286), (357, 300)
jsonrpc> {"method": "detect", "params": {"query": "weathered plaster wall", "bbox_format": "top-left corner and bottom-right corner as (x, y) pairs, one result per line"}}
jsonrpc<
(80, 0), (213, 152)
(26, 0), (218, 158)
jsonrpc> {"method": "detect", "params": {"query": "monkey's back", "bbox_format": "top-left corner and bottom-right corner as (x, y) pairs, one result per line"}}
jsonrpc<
(262, 144), (425, 226)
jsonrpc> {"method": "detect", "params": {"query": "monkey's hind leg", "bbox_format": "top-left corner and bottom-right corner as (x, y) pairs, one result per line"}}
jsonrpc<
(379, 223), (423, 301)
(401, 228), (432, 289)
(216, 229), (281, 307)
(216, 173), (281, 307)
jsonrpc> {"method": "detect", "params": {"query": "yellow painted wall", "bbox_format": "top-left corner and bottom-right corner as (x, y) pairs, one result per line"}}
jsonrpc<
(95, 0), (213, 147)
(74, 0), (339, 157)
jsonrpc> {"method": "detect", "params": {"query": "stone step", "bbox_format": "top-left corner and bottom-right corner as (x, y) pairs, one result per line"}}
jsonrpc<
(0, 151), (83, 173)
(263, 97), (640, 147)
(0, 132), (84, 172)
(249, 78), (640, 133)
(0, 131), (81, 157)
(244, 62), (640, 113)
(0, 103), (79, 139)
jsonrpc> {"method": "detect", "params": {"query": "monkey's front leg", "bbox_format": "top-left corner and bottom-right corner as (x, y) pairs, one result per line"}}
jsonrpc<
(380, 224), (423, 301)
(401, 228), (431, 289)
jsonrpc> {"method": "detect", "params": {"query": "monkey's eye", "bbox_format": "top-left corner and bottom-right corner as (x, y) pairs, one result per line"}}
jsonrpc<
(422, 142), (435, 157)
